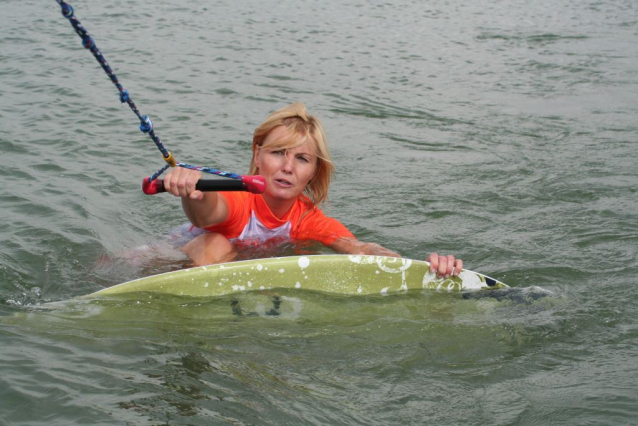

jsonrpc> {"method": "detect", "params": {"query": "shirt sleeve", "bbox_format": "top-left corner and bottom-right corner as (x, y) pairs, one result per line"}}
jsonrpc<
(293, 208), (355, 246)
(204, 192), (249, 239)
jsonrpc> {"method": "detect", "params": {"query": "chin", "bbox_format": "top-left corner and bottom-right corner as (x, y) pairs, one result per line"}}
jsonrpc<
(269, 188), (301, 200)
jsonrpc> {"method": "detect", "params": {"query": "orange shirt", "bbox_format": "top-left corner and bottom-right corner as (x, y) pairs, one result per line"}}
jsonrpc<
(204, 192), (354, 246)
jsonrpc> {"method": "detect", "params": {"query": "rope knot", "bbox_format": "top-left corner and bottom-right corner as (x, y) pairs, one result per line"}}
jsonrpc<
(119, 90), (130, 103)
(82, 36), (94, 49)
(139, 115), (153, 133)
(61, 4), (74, 18)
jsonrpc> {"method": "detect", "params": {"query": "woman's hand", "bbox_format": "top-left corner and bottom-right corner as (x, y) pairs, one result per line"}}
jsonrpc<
(328, 240), (463, 278)
(163, 167), (204, 200)
(426, 253), (463, 278)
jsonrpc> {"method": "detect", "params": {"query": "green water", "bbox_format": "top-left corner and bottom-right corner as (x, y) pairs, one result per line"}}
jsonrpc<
(1, 0), (637, 424)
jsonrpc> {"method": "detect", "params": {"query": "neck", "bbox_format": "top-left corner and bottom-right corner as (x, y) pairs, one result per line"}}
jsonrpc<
(262, 194), (295, 219)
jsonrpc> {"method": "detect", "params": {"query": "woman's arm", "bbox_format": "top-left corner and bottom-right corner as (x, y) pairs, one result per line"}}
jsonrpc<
(329, 237), (462, 278)
(163, 167), (229, 228)
(328, 237), (401, 258)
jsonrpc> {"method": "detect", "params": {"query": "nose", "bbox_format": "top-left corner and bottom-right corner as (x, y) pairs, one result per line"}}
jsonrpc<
(282, 152), (293, 173)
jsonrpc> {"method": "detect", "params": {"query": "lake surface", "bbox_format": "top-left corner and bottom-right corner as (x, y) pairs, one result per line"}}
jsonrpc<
(1, 0), (637, 424)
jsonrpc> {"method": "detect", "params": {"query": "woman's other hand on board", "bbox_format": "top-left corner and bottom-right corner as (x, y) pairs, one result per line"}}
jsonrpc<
(163, 168), (204, 200)
(426, 253), (463, 278)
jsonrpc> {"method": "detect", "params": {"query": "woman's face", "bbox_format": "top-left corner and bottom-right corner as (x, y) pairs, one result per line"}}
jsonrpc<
(254, 126), (318, 206)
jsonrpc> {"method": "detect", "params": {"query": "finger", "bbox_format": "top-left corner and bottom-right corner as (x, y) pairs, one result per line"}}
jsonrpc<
(453, 259), (463, 276)
(438, 256), (448, 277)
(176, 170), (195, 198)
(444, 255), (455, 277)
(162, 170), (173, 191)
(183, 175), (199, 197)
(164, 171), (179, 197)
(427, 253), (439, 273)
(173, 176), (184, 197)
(169, 168), (189, 197)
(184, 170), (203, 197)
(189, 190), (204, 201)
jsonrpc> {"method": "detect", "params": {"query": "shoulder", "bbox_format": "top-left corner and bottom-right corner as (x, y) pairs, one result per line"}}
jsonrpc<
(218, 191), (256, 213)
(214, 191), (256, 223)
(293, 202), (354, 244)
(219, 191), (251, 205)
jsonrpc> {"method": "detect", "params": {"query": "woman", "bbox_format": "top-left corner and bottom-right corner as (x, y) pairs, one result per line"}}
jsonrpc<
(164, 103), (462, 277)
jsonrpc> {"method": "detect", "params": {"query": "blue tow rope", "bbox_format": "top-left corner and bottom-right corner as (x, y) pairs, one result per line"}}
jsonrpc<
(55, 0), (244, 182)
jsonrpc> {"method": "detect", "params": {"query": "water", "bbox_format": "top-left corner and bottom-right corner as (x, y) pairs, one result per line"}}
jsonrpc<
(1, 0), (637, 424)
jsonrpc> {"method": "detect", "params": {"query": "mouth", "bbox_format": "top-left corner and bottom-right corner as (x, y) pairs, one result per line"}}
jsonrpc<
(274, 178), (294, 188)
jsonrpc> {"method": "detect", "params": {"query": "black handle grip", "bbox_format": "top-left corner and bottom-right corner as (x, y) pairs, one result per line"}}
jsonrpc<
(142, 175), (266, 195)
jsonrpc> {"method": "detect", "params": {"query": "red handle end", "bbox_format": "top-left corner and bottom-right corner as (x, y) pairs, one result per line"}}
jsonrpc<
(242, 175), (267, 194)
(142, 177), (164, 195)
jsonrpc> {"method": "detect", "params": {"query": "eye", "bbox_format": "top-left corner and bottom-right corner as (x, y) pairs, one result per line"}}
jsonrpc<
(298, 155), (310, 163)
(271, 150), (285, 155)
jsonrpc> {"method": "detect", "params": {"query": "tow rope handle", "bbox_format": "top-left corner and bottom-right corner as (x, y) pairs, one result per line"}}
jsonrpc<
(142, 175), (266, 195)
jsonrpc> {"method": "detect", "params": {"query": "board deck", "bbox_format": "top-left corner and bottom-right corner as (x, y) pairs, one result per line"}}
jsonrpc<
(90, 255), (508, 298)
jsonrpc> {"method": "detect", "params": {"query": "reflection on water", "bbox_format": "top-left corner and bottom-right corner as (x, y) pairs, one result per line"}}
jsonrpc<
(4, 289), (563, 424)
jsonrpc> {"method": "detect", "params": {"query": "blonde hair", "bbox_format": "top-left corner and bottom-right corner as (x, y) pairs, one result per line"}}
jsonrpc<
(249, 102), (333, 207)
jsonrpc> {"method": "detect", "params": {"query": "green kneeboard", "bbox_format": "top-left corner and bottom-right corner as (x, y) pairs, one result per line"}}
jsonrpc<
(90, 255), (508, 298)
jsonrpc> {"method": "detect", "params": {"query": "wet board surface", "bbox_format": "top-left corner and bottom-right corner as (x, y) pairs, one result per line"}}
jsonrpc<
(90, 255), (509, 298)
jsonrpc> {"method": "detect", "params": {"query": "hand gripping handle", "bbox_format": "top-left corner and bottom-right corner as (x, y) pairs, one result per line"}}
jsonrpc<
(142, 175), (266, 195)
